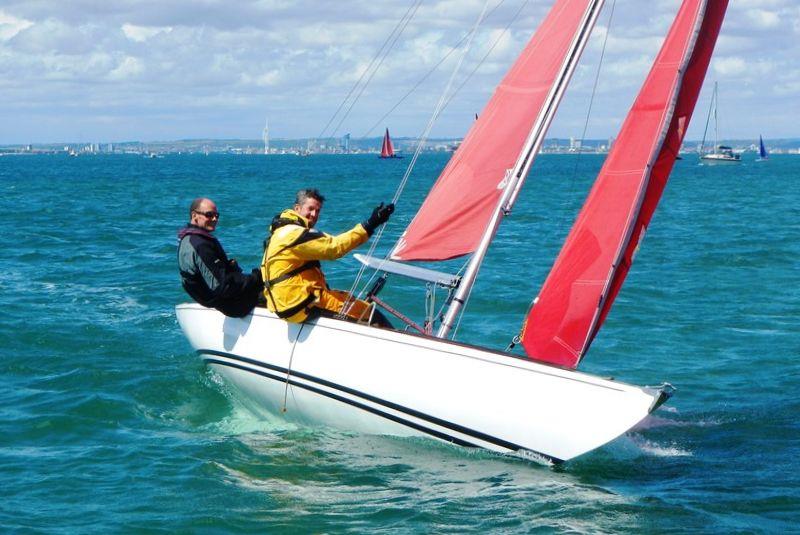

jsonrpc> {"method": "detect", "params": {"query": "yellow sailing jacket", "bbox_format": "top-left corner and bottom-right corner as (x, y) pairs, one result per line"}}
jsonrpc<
(260, 209), (369, 322)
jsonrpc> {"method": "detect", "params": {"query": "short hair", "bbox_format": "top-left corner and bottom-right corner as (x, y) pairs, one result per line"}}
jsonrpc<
(189, 197), (210, 218)
(295, 188), (325, 206)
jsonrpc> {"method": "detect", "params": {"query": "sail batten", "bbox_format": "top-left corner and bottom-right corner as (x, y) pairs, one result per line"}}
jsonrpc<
(391, 0), (604, 263)
(522, 0), (729, 368)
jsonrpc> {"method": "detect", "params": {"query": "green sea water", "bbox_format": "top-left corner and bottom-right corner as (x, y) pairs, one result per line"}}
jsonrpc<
(2, 152), (798, 532)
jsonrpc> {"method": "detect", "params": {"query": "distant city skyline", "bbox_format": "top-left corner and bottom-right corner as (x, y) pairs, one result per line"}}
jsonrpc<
(0, 1), (797, 145)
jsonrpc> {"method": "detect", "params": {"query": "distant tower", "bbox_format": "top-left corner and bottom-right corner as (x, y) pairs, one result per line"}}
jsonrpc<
(569, 137), (582, 152)
(268, 118), (269, 154)
(342, 133), (351, 153)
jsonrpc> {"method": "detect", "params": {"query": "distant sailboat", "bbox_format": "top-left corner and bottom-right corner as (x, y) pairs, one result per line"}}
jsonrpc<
(379, 128), (402, 159)
(699, 82), (740, 163)
(757, 135), (768, 161)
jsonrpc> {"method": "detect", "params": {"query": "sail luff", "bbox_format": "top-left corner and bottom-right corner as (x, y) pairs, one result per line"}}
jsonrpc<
(578, 0), (710, 357)
(435, 0), (607, 338)
(521, 0), (729, 368)
(391, 0), (605, 263)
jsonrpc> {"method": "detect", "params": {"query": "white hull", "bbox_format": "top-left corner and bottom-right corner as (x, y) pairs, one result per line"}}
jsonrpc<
(700, 153), (740, 163)
(176, 303), (671, 462)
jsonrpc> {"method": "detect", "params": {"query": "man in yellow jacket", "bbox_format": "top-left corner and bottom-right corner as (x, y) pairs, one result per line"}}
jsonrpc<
(261, 188), (394, 325)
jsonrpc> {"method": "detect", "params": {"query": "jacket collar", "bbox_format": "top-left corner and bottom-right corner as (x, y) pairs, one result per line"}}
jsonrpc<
(270, 209), (310, 233)
(177, 223), (216, 241)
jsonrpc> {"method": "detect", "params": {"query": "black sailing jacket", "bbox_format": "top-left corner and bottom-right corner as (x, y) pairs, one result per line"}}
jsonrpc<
(177, 224), (263, 317)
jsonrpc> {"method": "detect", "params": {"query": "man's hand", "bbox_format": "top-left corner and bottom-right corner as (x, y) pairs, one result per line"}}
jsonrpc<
(362, 202), (395, 235)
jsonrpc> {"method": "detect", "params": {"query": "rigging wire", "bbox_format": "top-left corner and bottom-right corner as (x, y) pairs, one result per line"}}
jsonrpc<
(361, 0), (516, 139)
(329, 0), (423, 141)
(339, 0), (494, 318)
(441, 0), (531, 112)
(699, 84), (715, 153)
(317, 0), (423, 142)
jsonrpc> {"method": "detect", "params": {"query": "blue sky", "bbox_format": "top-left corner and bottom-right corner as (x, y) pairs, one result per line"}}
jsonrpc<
(0, 0), (796, 144)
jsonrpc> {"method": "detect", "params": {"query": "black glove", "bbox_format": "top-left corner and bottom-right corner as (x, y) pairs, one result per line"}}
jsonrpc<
(362, 202), (395, 236)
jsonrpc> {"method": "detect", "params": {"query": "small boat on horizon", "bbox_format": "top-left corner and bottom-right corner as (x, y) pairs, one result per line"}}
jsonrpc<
(756, 134), (769, 161)
(699, 82), (740, 163)
(379, 128), (403, 159)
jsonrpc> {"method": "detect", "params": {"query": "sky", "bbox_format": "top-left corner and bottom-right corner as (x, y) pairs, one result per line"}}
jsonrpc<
(0, 0), (797, 144)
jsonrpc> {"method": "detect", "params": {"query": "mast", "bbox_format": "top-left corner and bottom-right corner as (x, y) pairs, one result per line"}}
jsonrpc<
(713, 82), (718, 153)
(436, 0), (606, 338)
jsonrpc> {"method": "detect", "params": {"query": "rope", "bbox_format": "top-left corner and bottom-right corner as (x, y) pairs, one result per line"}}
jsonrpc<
(339, 0), (493, 318)
(281, 323), (305, 413)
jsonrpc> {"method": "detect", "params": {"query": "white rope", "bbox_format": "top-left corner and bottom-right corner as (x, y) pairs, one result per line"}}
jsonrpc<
(281, 323), (305, 413)
(339, 0), (494, 318)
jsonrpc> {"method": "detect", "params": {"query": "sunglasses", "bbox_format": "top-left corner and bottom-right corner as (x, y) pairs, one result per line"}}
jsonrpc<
(194, 210), (220, 219)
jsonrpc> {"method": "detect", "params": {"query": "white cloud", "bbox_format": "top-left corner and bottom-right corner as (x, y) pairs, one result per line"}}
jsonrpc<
(108, 56), (143, 80)
(0, 1), (798, 142)
(121, 23), (172, 42)
(712, 57), (747, 77)
(240, 70), (281, 87)
(747, 9), (780, 29)
(0, 11), (32, 41)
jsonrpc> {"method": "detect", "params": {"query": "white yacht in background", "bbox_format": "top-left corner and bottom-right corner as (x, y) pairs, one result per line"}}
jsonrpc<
(700, 82), (741, 163)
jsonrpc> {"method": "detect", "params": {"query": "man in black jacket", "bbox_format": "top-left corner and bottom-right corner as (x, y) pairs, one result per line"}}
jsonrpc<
(177, 198), (263, 317)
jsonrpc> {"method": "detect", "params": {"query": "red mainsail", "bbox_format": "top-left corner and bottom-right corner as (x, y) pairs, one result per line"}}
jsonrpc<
(521, 0), (729, 368)
(380, 128), (395, 158)
(391, 0), (600, 261)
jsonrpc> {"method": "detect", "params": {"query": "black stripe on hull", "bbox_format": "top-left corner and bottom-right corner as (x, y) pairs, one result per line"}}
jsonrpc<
(198, 349), (560, 464)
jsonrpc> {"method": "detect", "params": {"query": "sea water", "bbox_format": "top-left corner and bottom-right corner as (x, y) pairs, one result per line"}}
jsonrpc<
(1, 153), (798, 532)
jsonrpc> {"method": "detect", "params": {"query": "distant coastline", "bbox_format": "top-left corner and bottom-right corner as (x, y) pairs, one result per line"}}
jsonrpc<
(2, 136), (800, 157)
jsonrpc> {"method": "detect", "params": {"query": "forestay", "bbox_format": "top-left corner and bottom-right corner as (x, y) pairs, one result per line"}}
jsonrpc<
(522, 0), (729, 368)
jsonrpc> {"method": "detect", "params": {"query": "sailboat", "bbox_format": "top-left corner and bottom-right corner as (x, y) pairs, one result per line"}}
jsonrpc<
(700, 82), (740, 163)
(379, 128), (402, 158)
(176, 0), (729, 463)
(757, 135), (768, 161)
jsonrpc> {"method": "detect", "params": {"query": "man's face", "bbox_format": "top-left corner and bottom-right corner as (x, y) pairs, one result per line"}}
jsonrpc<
(191, 200), (219, 232)
(295, 197), (322, 228)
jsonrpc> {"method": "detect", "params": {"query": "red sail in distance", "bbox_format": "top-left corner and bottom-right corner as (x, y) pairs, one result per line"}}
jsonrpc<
(391, 0), (597, 261)
(522, 0), (729, 368)
(380, 128), (395, 158)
